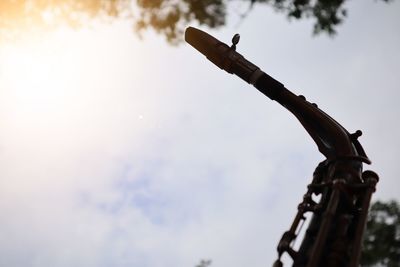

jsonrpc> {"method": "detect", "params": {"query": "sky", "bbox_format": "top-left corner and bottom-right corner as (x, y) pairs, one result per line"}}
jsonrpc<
(0, 1), (399, 267)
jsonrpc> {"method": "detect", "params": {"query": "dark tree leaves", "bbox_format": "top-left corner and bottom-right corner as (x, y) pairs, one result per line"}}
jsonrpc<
(361, 200), (400, 267)
(195, 259), (212, 267)
(0, 0), (394, 43)
(135, 0), (226, 44)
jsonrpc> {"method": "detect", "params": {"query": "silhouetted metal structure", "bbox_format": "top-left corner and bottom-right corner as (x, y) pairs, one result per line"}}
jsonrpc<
(185, 27), (379, 267)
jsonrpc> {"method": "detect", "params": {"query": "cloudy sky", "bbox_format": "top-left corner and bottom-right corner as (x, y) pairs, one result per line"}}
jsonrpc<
(0, 1), (399, 267)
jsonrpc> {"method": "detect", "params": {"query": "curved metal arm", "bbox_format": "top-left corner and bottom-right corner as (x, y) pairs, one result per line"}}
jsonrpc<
(184, 26), (370, 164)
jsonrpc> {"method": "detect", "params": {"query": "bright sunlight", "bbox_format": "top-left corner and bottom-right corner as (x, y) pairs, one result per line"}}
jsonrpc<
(1, 30), (79, 124)
(0, 24), (150, 144)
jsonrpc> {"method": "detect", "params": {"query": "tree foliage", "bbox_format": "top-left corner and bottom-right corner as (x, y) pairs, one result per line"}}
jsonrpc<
(195, 259), (212, 267)
(361, 200), (400, 267)
(0, 0), (395, 43)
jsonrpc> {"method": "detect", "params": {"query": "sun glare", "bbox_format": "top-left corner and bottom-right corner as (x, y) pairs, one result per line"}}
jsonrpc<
(0, 26), (124, 154)
(0, 29), (81, 124)
(0, 22), (153, 156)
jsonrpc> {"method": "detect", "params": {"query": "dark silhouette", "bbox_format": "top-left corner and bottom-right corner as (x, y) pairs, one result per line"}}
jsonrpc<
(0, 0), (395, 43)
(185, 27), (379, 267)
(191, 200), (400, 266)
